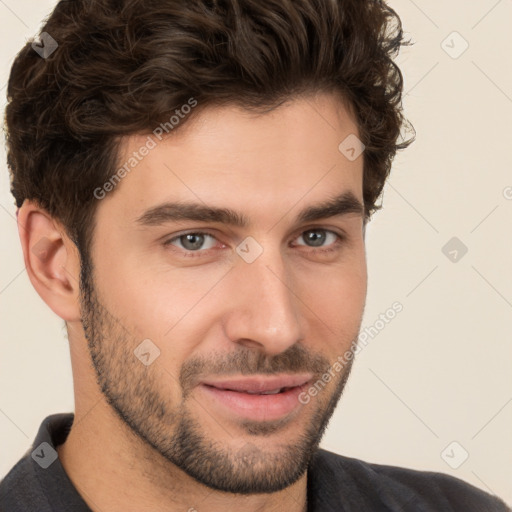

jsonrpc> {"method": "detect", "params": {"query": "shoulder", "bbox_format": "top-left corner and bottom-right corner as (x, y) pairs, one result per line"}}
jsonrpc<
(0, 413), (76, 512)
(308, 448), (510, 512)
(0, 452), (51, 512)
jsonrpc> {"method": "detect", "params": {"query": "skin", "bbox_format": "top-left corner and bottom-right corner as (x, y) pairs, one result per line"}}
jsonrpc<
(18, 91), (367, 512)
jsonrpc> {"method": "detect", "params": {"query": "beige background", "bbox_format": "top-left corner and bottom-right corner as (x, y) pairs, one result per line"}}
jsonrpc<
(1, 0), (511, 506)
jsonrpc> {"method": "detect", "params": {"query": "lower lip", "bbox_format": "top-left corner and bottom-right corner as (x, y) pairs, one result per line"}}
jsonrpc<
(198, 384), (307, 422)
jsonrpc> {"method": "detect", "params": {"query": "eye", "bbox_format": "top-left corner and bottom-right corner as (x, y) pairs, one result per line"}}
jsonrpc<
(294, 229), (343, 251)
(164, 232), (218, 252)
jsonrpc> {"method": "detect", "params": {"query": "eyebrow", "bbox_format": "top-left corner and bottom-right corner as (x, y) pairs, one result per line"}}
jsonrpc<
(135, 191), (365, 228)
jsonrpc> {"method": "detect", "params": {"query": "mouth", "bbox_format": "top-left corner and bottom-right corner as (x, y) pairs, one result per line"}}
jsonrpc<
(198, 374), (313, 422)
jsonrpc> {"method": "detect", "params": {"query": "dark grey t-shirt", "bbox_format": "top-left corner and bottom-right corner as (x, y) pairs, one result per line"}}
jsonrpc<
(0, 413), (509, 511)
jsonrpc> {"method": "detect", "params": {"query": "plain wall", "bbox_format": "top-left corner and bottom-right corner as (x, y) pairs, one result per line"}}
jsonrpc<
(1, 0), (511, 505)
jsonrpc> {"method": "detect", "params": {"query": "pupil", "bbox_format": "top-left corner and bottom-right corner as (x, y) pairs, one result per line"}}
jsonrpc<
(306, 230), (325, 247)
(183, 234), (204, 250)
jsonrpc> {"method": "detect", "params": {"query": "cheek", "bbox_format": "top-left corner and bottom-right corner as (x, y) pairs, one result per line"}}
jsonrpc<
(315, 275), (365, 326)
(297, 253), (367, 348)
(93, 252), (224, 369)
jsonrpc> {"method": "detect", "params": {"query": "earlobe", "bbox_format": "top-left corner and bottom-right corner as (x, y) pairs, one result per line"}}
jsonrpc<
(17, 201), (82, 322)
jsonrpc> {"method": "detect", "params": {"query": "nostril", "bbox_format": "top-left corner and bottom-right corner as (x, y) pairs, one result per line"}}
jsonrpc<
(235, 338), (265, 350)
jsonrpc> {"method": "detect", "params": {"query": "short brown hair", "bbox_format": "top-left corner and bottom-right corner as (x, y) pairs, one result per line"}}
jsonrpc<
(5, 0), (413, 254)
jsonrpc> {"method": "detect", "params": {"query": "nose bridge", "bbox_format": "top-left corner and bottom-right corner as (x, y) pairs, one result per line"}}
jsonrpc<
(225, 243), (303, 354)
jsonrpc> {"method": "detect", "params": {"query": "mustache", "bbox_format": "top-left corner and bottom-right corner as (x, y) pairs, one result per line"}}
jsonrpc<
(179, 343), (331, 394)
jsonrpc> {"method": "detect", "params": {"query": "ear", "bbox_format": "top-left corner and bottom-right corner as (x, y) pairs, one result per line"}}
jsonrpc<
(17, 200), (82, 322)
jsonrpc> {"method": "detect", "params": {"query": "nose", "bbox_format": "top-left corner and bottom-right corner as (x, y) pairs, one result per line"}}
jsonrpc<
(222, 244), (304, 356)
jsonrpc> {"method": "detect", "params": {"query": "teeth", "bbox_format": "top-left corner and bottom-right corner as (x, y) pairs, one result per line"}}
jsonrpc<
(245, 388), (283, 395)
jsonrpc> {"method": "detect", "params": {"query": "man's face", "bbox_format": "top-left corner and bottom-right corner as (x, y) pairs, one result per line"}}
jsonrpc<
(80, 92), (367, 493)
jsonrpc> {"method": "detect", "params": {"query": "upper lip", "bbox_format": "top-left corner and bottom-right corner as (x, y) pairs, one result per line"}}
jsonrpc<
(200, 374), (313, 393)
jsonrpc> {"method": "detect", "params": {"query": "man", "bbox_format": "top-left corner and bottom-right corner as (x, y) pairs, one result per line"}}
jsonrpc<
(0, 0), (509, 511)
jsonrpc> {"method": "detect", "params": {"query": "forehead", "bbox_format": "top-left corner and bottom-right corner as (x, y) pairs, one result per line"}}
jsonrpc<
(102, 93), (364, 225)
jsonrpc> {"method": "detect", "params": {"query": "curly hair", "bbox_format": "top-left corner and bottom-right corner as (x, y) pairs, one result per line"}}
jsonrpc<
(5, 0), (413, 255)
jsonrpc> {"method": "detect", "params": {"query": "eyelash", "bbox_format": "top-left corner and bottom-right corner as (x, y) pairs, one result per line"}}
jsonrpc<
(163, 228), (346, 258)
